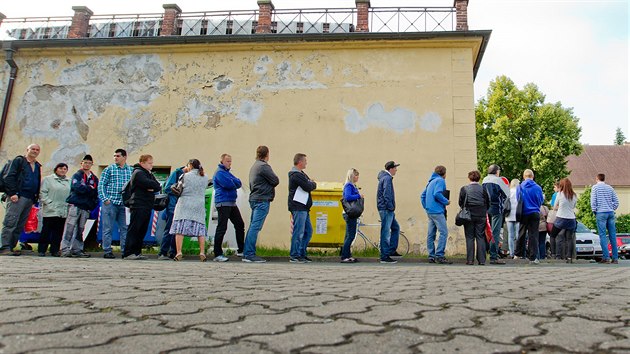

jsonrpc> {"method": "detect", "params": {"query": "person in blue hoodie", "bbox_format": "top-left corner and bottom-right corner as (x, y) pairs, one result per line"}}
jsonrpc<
(421, 165), (452, 264)
(157, 165), (187, 260)
(514, 169), (545, 263)
(61, 154), (99, 258)
(212, 153), (245, 262)
(377, 161), (400, 264)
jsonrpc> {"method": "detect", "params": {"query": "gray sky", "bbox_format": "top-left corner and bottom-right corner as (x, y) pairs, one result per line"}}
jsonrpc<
(1, 0), (628, 145)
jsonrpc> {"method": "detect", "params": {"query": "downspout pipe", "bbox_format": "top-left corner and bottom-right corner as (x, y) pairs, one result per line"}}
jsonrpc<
(0, 45), (17, 150)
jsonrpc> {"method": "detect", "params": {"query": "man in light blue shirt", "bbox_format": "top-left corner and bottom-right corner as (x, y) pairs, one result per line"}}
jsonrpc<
(591, 173), (620, 264)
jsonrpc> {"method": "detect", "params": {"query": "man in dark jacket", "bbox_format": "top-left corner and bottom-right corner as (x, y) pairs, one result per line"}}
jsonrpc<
(288, 153), (317, 263)
(243, 146), (279, 263)
(0, 144), (42, 256)
(212, 153), (245, 262)
(515, 169), (544, 263)
(61, 155), (98, 258)
(124, 154), (161, 260)
(481, 164), (509, 264)
(377, 161), (400, 264)
(157, 165), (186, 260)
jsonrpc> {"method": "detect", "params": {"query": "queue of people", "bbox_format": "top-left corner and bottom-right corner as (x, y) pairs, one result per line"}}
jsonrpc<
(0, 144), (622, 265)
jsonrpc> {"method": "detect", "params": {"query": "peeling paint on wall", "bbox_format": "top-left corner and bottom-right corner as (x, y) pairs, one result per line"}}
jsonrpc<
(237, 100), (263, 123)
(344, 103), (442, 134)
(15, 54), (164, 166)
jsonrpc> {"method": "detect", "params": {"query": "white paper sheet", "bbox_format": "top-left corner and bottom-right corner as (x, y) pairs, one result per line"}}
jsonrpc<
(292, 186), (309, 205)
(82, 220), (95, 241)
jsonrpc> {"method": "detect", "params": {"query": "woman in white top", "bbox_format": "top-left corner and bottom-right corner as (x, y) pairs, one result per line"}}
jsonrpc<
(551, 178), (578, 262)
(505, 179), (520, 258)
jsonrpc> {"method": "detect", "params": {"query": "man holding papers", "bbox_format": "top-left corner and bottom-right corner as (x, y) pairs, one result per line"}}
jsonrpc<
(287, 153), (317, 263)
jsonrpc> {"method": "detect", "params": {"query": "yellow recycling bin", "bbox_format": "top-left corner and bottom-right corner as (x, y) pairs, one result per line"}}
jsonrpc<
(308, 182), (345, 247)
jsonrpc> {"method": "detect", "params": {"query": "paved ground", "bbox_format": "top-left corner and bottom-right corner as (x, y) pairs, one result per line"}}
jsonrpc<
(0, 255), (628, 354)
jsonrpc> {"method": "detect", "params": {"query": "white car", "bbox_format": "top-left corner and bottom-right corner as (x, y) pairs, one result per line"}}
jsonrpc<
(574, 222), (603, 259)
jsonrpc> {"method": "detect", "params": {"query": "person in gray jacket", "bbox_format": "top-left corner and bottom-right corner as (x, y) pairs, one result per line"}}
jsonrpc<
(171, 159), (209, 262)
(243, 146), (279, 263)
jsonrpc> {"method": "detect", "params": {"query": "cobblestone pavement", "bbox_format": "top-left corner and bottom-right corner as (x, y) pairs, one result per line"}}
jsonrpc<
(0, 256), (628, 354)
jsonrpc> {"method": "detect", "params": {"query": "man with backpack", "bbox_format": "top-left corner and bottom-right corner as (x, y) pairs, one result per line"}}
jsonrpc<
(0, 144), (42, 256)
(482, 164), (509, 264)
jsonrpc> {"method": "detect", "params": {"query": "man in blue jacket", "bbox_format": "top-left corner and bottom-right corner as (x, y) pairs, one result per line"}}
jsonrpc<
(288, 153), (317, 263)
(61, 155), (99, 258)
(157, 165), (187, 260)
(514, 169), (544, 263)
(377, 161), (400, 264)
(212, 154), (245, 262)
(421, 165), (452, 264)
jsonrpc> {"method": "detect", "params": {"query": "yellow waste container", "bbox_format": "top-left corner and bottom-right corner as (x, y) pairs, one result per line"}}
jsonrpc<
(308, 182), (345, 247)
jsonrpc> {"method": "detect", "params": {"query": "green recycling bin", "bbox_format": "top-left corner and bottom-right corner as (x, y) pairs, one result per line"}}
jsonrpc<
(181, 186), (213, 254)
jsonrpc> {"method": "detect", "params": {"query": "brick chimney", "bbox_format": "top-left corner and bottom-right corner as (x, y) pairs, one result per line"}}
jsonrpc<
(355, 0), (370, 32)
(454, 0), (469, 31)
(256, 0), (274, 34)
(68, 6), (93, 38)
(161, 4), (182, 36)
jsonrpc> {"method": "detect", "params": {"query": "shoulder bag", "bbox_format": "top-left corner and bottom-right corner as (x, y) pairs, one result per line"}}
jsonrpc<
(341, 197), (364, 218)
(455, 186), (472, 226)
(170, 174), (184, 197)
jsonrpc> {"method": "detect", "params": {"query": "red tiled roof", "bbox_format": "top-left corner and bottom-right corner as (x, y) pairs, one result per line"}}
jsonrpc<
(566, 145), (630, 187)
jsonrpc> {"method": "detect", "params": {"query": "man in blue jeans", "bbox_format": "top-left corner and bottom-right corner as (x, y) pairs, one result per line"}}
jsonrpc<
(515, 169), (544, 264)
(591, 173), (619, 264)
(421, 165), (452, 264)
(287, 153), (317, 263)
(243, 146), (279, 263)
(377, 161), (400, 264)
(98, 148), (132, 259)
(482, 164), (509, 264)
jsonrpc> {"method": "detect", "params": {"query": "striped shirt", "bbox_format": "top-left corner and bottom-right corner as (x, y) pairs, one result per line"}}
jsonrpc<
(590, 182), (619, 213)
(98, 163), (132, 206)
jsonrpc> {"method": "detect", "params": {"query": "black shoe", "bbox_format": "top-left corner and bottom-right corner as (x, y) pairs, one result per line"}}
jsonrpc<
(303, 256), (313, 263)
(489, 260), (506, 265)
(72, 252), (91, 258)
(380, 257), (398, 264)
(51, 252), (61, 257)
(20, 243), (33, 251)
(611, 259), (619, 264)
(38, 252), (46, 257)
(391, 252), (402, 257)
(437, 258), (453, 264)
(465, 261), (474, 265)
(428, 258), (436, 263)
(103, 253), (116, 259)
(598, 258), (611, 264)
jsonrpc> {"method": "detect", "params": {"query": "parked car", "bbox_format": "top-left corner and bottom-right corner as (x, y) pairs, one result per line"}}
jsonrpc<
(575, 222), (602, 260)
(616, 234), (630, 260)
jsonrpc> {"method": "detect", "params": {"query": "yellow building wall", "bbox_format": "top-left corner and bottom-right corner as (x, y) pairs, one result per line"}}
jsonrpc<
(0, 38), (482, 254)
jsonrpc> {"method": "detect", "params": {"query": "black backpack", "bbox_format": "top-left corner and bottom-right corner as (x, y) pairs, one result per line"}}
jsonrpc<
(0, 156), (24, 193)
(121, 179), (132, 207)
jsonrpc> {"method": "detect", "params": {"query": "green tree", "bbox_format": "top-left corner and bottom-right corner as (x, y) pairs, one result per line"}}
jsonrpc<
(614, 127), (626, 145)
(475, 76), (583, 197)
(575, 185), (596, 230)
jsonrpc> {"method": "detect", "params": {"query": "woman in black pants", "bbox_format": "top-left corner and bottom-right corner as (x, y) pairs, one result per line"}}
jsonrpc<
(459, 170), (490, 265)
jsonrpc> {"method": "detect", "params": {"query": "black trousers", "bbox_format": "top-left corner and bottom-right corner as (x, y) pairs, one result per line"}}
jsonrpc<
(464, 217), (486, 264)
(38, 216), (66, 255)
(213, 206), (245, 256)
(516, 212), (540, 261)
(124, 208), (152, 257)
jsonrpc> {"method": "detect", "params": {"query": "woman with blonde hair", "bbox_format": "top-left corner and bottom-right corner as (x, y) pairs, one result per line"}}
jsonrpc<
(171, 159), (209, 261)
(505, 178), (520, 258)
(340, 168), (363, 263)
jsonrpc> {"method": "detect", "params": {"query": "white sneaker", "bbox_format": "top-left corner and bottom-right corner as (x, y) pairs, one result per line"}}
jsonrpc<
(529, 259), (540, 265)
(513, 255), (519, 260)
(213, 255), (229, 262)
(236, 252), (244, 257)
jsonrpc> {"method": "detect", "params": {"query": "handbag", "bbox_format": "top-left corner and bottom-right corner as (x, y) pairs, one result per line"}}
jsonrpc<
(24, 205), (40, 233)
(546, 209), (556, 233)
(341, 197), (364, 218)
(455, 187), (471, 226)
(170, 174), (184, 197)
(153, 193), (169, 211)
(485, 214), (494, 244)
